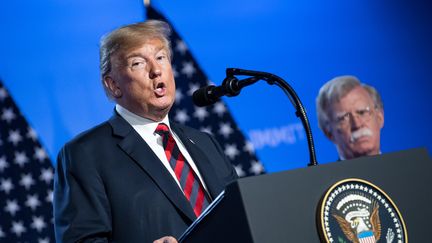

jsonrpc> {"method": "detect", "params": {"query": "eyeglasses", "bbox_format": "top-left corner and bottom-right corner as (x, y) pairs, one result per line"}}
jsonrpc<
(332, 106), (376, 127)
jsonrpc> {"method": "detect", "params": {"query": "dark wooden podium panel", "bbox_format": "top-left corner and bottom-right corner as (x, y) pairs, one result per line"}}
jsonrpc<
(180, 148), (431, 242)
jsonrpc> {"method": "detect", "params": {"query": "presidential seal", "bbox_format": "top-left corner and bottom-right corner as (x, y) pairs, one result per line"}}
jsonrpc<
(318, 178), (407, 243)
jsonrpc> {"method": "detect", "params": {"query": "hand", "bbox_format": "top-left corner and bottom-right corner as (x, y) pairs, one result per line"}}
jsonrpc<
(153, 236), (178, 243)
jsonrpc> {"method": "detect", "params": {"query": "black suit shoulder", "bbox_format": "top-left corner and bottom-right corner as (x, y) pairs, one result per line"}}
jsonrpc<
(63, 120), (114, 149)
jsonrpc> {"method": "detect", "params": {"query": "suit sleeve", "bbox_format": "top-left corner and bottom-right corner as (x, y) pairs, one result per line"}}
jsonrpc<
(53, 144), (113, 243)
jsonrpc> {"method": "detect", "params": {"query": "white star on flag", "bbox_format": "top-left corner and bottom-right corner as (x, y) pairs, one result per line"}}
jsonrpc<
(38, 237), (50, 243)
(175, 88), (184, 103)
(27, 127), (38, 141)
(0, 226), (5, 237)
(249, 160), (265, 174)
(31, 216), (46, 232)
(175, 40), (188, 55)
(11, 221), (26, 236)
(25, 194), (41, 210)
(0, 156), (9, 172)
(193, 107), (209, 121)
(33, 147), (48, 162)
(46, 189), (53, 203)
(244, 140), (255, 154)
(8, 130), (22, 146)
(187, 83), (200, 96)
(20, 173), (35, 190)
(0, 87), (8, 100)
(1, 178), (14, 194)
(219, 122), (233, 138)
(14, 151), (29, 167)
(172, 65), (179, 78)
(2, 108), (16, 123)
(181, 61), (196, 78)
(174, 109), (190, 124)
(224, 143), (239, 160)
(40, 168), (54, 184)
(5, 200), (20, 216)
(212, 102), (226, 117)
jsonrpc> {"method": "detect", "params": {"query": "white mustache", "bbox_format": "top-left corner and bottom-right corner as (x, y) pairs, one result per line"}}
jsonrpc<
(350, 128), (373, 142)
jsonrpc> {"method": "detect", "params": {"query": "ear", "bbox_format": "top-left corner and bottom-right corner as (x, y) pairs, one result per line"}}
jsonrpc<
(323, 125), (336, 142)
(376, 108), (384, 129)
(103, 76), (122, 98)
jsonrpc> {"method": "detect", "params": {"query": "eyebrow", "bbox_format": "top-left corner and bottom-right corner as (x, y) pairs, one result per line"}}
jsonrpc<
(335, 111), (348, 117)
(125, 46), (166, 60)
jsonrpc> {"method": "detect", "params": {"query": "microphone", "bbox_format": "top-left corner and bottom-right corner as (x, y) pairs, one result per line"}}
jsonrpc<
(192, 76), (241, 107)
(193, 67), (318, 166)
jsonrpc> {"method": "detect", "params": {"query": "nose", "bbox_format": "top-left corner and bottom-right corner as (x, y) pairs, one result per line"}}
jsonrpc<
(349, 113), (364, 129)
(148, 59), (161, 79)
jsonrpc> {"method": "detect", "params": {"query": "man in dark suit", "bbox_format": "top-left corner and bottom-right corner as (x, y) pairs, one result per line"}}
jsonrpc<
(53, 20), (238, 243)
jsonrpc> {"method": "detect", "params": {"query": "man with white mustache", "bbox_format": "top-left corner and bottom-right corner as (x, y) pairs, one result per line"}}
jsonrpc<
(316, 75), (384, 160)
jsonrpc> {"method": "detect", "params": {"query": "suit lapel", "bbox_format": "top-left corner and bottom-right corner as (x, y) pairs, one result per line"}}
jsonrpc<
(171, 123), (224, 200)
(108, 114), (197, 222)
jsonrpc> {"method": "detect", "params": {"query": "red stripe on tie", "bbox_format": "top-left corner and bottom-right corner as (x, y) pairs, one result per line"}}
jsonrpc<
(164, 137), (175, 161)
(184, 171), (195, 200)
(194, 187), (205, 216)
(174, 154), (185, 180)
(154, 123), (209, 217)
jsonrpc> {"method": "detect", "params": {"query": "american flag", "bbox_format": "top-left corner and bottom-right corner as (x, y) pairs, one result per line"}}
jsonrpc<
(0, 80), (55, 242)
(146, 5), (265, 177)
(358, 232), (376, 243)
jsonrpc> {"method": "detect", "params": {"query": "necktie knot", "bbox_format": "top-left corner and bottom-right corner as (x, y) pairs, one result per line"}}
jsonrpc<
(155, 123), (170, 137)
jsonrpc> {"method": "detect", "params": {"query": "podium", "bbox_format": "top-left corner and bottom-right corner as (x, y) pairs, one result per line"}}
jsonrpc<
(179, 148), (432, 242)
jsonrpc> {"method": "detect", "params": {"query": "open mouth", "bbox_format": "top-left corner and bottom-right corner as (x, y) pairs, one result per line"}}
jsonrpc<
(154, 82), (166, 96)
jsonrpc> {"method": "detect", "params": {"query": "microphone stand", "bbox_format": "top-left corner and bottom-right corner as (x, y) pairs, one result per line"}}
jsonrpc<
(225, 68), (318, 166)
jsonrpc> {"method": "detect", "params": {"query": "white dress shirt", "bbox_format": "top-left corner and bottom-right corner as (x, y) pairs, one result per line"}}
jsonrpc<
(115, 104), (208, 191)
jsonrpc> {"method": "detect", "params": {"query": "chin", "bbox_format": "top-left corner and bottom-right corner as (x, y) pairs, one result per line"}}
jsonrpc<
(352, 146), (378, 157)
(153, 97), (174, 108)
(157, 102), (174, 113)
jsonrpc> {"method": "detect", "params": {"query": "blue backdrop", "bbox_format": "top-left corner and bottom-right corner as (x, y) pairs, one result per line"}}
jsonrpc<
(1, 0), (431, 172)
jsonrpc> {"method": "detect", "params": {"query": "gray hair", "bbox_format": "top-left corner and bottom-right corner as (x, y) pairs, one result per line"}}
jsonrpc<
(316, 75), (383, 132)
(99, 20), (172, 98)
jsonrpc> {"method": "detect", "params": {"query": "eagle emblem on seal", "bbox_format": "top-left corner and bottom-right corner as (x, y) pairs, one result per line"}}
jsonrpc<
(333, 199), (381, 243)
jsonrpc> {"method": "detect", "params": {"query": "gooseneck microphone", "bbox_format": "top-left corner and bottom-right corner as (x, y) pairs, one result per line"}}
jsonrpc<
(192, 76), (260, 107)
(192, 77), (239, 107)
(192, 68), (318, 167)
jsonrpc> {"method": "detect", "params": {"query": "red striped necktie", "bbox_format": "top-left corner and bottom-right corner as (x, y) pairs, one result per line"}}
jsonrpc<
(155, 123), (209, 217)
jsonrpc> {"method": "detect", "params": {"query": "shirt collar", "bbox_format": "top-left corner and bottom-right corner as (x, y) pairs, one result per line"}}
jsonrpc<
(115, 104), (171, 133)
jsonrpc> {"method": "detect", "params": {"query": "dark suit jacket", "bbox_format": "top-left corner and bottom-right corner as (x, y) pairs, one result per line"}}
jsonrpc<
(53, 113), (238, 243)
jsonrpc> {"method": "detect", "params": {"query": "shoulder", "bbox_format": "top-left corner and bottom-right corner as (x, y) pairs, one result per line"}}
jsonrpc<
(63, 112), (130, 150)
(58, 117), (121, 166)
(65, 120), (113, 149)
(56, 118), (122, 176)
